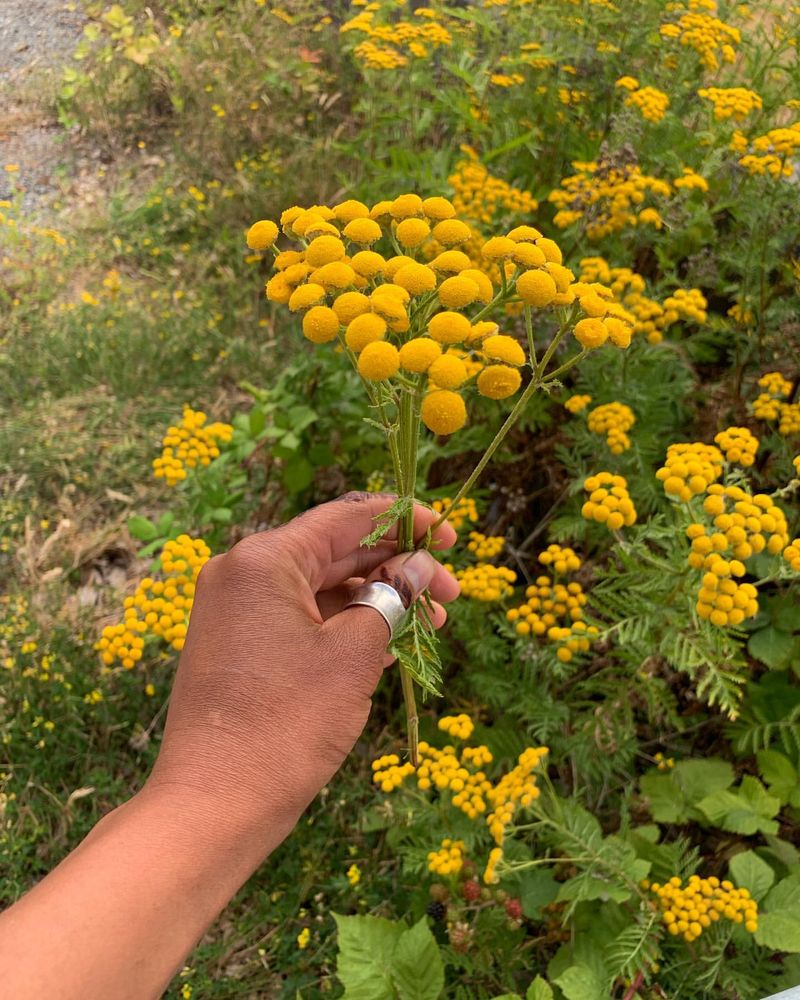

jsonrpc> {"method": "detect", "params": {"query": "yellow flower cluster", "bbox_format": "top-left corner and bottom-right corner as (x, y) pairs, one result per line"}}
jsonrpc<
(467, 532), (505, 559)
(673, 167), (710, 192)
(340, 4), (455, 70)
(714, 426), (759, 466)
(779, 403), (800, 437)
(152, 406), (233, 486)
(565, 394), (592, 413)
(439, 714), (474, 741)
(96, 535), (210, 667)
(428, 838), (465, 876)
(582, 472), (638, 530)
(448, 148), (538, 228)
(486, 746), (548, 847)
(431, 496), (479, 530)
(784, 538), (800, 572)
(739, 123), (800, 179)
(654, 752), (675, 771)
(578, 257), (707, 344)
(644, 875), (758, 942)
(698, 86), (762, 121)
(372, 725), (547, 880)
(549, 159), (672, 239)
(254, 194), (619, 437)
(538, 543), (581, 575)
(371, 753), (415, 792)
(656, 442), (724, 501)
(659, 3), (740, 71)
(586, 402), (636, 454)
(662, 288), (708, 325)
(617, 80), (670, 123)
(794, 455), (800, 479)
(455, 563), (517, 601)
(752, 372), (797, 433)
(507, 562), (596, 661)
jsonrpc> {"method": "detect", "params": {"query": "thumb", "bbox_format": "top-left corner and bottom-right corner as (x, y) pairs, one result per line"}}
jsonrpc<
(319, 549), (439, 672)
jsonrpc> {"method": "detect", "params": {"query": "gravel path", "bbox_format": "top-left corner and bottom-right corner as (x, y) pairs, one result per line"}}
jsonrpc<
(0, 0), (86, 211)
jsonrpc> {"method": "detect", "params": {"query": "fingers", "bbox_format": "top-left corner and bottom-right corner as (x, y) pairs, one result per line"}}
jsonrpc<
(317, 579), (450, 628)
(318, 549), (454, 682)
(278, 493), (458, 591)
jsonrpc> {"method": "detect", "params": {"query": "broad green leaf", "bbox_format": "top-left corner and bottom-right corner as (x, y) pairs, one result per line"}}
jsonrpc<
(518, 869), (559, 918)
(757, 750), (799, 806)
(764, 874), (800, 913)
(698, 777), (780, 836)
(392, 918), (444, 1000)
(728, 850), (775, 902)
(748, 626), (795, 670)
(755, 911), (800, 953)
(526, 976), (554, 1000)
(282, 456), (314, 493)
(333, 913), (402, 1000)
(674, 759), (735, 802)
(127, 515), (157, 541)
(554, 963), (604, 1000)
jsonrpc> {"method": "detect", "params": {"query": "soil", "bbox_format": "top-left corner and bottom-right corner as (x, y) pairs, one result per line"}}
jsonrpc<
(0, 0), (86, 212)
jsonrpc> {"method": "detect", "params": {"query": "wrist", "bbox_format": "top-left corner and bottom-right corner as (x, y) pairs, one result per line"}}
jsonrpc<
(132, 774), (302, 878)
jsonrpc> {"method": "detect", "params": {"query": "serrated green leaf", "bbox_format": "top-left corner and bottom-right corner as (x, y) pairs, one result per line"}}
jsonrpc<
(127, 515), (157, 541)
(526, 977), (553, 1000)
(757, 749), (798, 805)
(728, 851), (775, 902)
(698, 777), (780, 836)
(393, 918), (444, 1000)
(553, 963), (604, 1000)
(755, 911), (800, 953)
(360, 496), (415, 547)
(749, 626), (795, 670)
(333, 913), (402, 1000)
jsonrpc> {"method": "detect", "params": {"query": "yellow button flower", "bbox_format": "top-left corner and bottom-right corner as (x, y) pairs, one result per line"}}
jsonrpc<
(421, 390), (467, 435)
(357, 341), (400, 381)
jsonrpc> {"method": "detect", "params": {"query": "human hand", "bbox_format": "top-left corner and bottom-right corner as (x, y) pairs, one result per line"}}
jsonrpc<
(145, 492), (459, 858)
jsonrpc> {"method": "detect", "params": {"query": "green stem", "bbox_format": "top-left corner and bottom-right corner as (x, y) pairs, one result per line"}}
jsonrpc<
(396, 380), (423, 764)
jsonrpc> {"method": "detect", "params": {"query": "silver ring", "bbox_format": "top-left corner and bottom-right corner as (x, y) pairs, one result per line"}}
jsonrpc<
(346, 582), (408, 640)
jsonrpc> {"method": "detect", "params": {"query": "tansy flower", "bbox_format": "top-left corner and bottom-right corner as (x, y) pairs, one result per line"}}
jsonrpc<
(429, 354), (468, 389)
(333, 199), (370, 222)
(358, 341), (400, 380)
(431, 250), (472, 273)
(305, 235), (346, 267)
(517, 270), (557, 307)
(438, 274), (480, 308)
(394, 262), (437, 295)
(333, 291), (371, 325)
(288, 283), (326, 312)
(390, 193), (424, 219)
(512, 243), (547, 268)
(302, 306), (340, 343)
(477, 365), (522, 400)
(245, 219), (278, 250)
(573, 318), (608, 349)
(482, 334), (526, 366)
(421, 390), (467, 435)
(345, 313), (387, 352)
(312, 261), (355, 290)
(432, 219), (472, 245)
(428, 311), (471, 344)
(399, 338), (442, 372)
(351, 250), (387, 277)
(384, 255), (417, 280)
(395, 217), (431, 247)
(343, 217), (383, 244)
(423, 196), (456, 220)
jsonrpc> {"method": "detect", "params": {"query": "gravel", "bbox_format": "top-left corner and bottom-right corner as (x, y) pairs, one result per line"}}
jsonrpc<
(0, 0), (86, 211)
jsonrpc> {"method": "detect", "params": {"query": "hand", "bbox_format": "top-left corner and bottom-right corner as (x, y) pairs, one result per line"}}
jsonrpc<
(146, 492), (460, 854)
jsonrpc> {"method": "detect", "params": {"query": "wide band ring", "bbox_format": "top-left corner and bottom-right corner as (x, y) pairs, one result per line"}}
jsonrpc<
(346, 581), (408, 640)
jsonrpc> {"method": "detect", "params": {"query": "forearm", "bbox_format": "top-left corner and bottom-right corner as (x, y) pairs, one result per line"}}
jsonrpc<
(0, 785), (295, 1000)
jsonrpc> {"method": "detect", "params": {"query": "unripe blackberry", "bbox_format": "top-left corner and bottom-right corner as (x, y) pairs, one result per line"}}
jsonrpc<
(505, 898), (523, 921)
(429, 883), (450, 903)
(462, 879), (481, 904)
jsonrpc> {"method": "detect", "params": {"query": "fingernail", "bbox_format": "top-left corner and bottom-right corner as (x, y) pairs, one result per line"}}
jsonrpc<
(402, 550), (436, 594)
